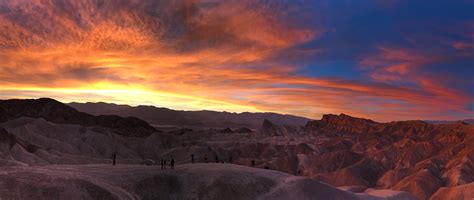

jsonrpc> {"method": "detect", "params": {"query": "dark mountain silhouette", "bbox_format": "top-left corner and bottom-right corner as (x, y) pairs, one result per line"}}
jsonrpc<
(0, 98), (157, 137)
(68, 102), (310, 128)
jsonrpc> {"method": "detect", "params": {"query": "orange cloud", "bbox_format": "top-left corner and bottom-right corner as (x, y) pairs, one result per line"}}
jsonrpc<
(0, 0), (472, 122)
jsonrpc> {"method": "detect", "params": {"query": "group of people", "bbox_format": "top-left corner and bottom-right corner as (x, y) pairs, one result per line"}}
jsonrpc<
(114, 153), (271, 171)
(190, 154), (233, 164)
(115, 153), (279, 173)
(161, 158), (175, 169)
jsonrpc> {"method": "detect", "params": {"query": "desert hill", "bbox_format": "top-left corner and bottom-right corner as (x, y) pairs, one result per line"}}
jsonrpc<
(0, 98), (157, 137)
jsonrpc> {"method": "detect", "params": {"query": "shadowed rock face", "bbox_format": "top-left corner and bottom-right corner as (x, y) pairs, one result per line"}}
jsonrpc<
(429, 182), (474, 200)
(0, 98), (157, 137)
(260, 119), (302, 136)
(261, 119), (285, 136)
(0, 128), (17, 151)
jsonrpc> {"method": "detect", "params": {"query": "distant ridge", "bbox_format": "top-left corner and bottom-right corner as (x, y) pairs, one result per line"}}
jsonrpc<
(0, 98), (157, 137)
(68, 102), (310, 129)
(425, 119), (474, 125)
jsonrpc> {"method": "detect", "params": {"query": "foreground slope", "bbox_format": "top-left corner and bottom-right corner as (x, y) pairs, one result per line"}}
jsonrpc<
(0, 163), (416, 200)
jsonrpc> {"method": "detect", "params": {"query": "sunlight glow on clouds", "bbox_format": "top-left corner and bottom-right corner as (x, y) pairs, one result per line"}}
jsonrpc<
(0, 0), (472, 121)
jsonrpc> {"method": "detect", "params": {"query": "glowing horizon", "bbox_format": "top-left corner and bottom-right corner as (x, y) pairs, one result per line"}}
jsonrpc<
(0, 0), (472, 121)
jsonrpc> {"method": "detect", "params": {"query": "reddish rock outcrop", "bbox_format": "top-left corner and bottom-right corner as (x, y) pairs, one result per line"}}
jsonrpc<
(302, 114), (474, 199)
(305, 114), (382, 134)
(430, 182), (474, 200)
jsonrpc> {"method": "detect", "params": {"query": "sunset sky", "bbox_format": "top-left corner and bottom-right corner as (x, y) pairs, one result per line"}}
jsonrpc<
(0, 0), (473, 121)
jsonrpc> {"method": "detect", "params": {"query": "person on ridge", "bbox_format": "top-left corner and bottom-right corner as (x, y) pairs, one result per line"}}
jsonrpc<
(112, 152), (116, 166)
(171, 158), (175, 169)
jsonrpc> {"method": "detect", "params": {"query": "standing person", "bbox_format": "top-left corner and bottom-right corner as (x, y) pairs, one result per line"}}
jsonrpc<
(251, 159), (255, 166)
(161, 159), (164, 169)
(229, 155), (233, 163)
(171, 158), (175, 169)
(204, 154), (208, 163)
(113, 152), (116, 166)
(191, 154), (195, 163)
(215, 155), (219, 163)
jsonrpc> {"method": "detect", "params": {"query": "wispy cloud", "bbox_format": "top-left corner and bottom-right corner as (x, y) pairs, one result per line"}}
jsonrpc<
(0, 0), (472, 121)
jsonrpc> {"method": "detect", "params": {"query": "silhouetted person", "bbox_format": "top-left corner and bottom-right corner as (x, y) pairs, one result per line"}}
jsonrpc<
(251, 160), (255, 166)
(191, 154), (195, 163)
(204, 154), (208, 163)
(112, 152), (116, 166)
(171, 158), (175, 169)
(215, 155), (219, 163)
(229, 155), (232, 163)
(161, 159), (164, 169)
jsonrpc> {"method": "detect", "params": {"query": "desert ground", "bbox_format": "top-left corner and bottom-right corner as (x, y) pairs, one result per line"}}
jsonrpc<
(0, 98), (473, 200)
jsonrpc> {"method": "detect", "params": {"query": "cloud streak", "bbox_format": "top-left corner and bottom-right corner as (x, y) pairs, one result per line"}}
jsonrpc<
(0, 0), (472, 121)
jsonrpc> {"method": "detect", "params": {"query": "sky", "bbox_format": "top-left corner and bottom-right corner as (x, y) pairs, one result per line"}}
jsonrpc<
(0, 0), (473, 121)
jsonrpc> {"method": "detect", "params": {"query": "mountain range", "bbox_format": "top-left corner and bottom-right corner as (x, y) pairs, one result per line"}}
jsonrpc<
(68, 102), (310, 129)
